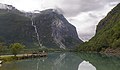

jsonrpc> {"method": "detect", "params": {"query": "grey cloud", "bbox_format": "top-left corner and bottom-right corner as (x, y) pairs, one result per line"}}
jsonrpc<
(89, 13), (98, 18)
(106, 0), (120, 2)
(78, 31), (95, 41)
(77, 23), (96, 41)
(56, 0), (120, 17)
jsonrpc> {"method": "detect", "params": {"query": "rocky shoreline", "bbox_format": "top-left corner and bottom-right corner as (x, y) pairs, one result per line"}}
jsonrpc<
(103, 48), (120, 56)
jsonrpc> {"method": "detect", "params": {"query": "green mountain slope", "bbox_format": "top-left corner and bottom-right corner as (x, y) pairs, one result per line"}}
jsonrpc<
(78, 3), (120, 52)
(0, 12), (36, 47)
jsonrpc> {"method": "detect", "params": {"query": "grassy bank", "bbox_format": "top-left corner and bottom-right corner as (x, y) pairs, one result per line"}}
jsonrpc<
(0, 53), (47, 62)
(0, 56), (17, 62)
(0, 48), (76, 62)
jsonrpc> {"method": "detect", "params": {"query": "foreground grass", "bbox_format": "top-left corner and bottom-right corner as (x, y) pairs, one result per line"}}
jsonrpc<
(0, 56), (18, 62)
(0, 53), (47, 62)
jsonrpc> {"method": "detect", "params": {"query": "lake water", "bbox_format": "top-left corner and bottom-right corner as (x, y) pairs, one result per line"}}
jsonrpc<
(0, 52), (120, 70)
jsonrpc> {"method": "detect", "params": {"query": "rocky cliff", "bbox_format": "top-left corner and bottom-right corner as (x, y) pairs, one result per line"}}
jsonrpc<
(33, 9), (82, 49)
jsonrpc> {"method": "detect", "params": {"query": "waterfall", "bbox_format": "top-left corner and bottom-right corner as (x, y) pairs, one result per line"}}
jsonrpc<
(31, 18), (42, 48)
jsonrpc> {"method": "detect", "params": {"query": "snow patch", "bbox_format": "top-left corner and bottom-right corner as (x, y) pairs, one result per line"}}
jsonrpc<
(0, 3), (8, 9)
(0, 3), (13, 10)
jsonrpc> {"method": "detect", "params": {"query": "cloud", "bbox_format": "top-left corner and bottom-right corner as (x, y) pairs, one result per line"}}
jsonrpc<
(0, 0), (119, 17)
(68, 12), (98, 41)
(48, 0), (120, 17)
(0, 0), (120, 16)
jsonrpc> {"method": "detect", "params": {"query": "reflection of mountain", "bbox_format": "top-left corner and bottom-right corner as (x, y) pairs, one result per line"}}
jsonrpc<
(1, 53), (120, 70)
(77, 53), (120, 70)
(0, 53), (83, 70)
(53, 53), (66, 70)
(41, 53), (83, 70)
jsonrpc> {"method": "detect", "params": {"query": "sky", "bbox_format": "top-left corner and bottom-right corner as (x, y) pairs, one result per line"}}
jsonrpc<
(0, 0), (120, 41)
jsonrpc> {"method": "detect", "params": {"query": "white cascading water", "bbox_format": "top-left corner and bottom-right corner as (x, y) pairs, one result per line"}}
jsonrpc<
(31, 18), (42, 48)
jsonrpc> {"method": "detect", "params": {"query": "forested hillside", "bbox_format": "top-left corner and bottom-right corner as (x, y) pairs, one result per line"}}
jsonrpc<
(77, 3), (120, 53)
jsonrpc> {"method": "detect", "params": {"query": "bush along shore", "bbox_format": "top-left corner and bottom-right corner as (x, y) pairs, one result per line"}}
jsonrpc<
(0, 42), (48, 62)
(0, 52), (47, 62)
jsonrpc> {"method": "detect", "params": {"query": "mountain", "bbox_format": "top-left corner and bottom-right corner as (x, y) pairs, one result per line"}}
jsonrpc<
(0, 3), (15, 10)
(0, 3), (82, 49)
(0, 3), (23, 15)
(77, 3), (120, 53)
(0, 9), (35, 47)
(33, 9), (82, 49)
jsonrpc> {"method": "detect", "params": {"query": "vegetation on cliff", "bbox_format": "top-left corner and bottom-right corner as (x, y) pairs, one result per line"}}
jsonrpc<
(77, 3), (120, 52)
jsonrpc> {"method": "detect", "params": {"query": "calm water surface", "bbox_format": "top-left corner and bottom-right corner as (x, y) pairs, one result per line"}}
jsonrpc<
(0, 52), (120, 70)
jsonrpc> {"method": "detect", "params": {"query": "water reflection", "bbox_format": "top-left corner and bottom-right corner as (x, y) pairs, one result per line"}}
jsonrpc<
(36, 53), (82, 70)
(78, 60), (96, 70)
(77, 53), (120, 70)
(53, 53), (66, 70)
(0, 64), (2, 67)
(0, 53), (83, 70)
(1, 52), (120, 70)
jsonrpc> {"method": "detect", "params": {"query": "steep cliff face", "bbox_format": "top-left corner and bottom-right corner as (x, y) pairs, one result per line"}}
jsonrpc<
(78, 3), (120, 52)
(0, 3), (82, 49)
(96, 3), (120, 33)
(33, 9), (83, 49)
(0, 12), (36, 48)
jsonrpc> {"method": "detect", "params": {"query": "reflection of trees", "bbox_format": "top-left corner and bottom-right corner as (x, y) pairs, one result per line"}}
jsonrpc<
(77, 53), (120, 70)
(0, 62), (21, 70)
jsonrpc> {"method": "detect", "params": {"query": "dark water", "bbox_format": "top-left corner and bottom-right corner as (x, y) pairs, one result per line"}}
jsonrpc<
(0, 52), (120, 70)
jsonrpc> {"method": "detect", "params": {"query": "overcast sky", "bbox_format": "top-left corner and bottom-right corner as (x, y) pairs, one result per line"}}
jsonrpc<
(0, 0), (120, 41)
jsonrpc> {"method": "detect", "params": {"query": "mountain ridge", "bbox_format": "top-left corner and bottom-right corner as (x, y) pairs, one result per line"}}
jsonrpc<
(0, 3), (83, 49)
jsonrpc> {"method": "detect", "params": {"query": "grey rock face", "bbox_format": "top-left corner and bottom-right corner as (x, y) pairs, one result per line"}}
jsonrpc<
(33, 9), (83, 49)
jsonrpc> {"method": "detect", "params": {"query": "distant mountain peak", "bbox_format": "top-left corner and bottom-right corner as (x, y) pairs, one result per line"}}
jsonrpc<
(40, 9), (62, 15)
(0, 3), (15, 10)
(0, 3), (8, 9)
(24, 9), (63, 19)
